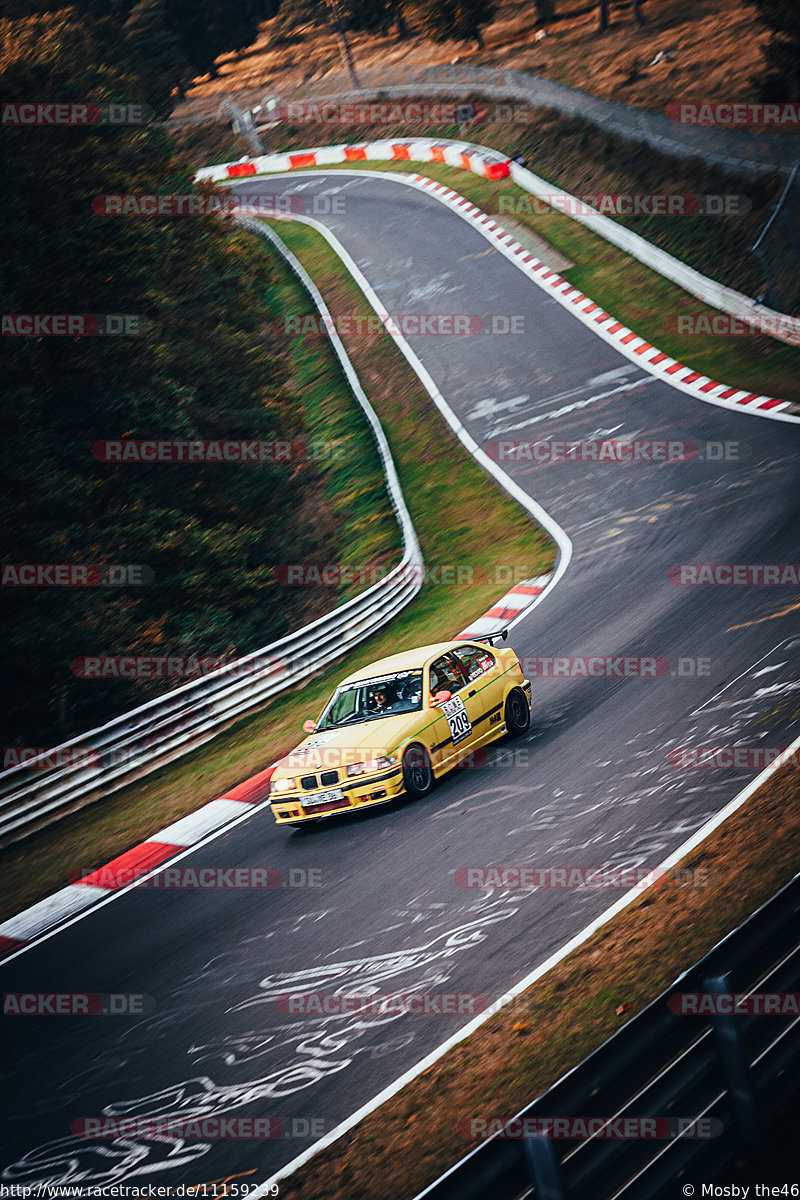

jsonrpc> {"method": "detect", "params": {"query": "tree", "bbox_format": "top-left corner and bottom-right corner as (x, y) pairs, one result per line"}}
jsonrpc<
(413, 0), (495, 48)
(746, 0), (800, 100)
(598, 0), (644, 32)
(123, 0), (188, 114)
(0, 11), (340, 743)
(161, 0), (261, 79)
(1, 0), (263, 91)
(341, 0), (408, 37)
(276, 0), (407, 42)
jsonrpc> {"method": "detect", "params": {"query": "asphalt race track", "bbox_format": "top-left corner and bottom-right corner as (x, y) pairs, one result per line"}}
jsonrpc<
(3, 171), (799, 1191)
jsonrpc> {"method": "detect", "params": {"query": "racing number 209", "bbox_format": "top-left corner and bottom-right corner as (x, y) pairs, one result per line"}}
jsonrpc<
(441, 696), (472, 744)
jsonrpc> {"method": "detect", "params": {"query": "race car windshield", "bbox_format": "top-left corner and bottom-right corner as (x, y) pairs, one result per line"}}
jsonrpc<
(317, 671), (423, 729)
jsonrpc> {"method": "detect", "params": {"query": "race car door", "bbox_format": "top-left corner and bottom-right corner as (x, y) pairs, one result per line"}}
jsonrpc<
(449, 643), (506, 748)
(427, 651), (482, 770)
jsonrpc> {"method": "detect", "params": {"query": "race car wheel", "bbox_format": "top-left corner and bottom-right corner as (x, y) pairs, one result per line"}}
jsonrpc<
(504, 687), (530, 736)
(402, 745), (434, 798)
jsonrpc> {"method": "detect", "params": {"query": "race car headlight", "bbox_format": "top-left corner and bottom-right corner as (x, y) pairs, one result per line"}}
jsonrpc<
(272, 776), (299, 794)
(346, 755), (398, 777)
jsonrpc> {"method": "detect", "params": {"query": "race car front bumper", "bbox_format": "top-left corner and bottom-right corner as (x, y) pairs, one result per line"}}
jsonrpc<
(270, 765), (405, 824)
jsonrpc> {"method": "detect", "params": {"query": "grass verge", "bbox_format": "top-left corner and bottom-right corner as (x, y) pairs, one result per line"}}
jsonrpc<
(262, 238), (401, 596)
(279, 756), (800, 1200)
(0, 221), (554, 924)
(281, 156), (800, 405)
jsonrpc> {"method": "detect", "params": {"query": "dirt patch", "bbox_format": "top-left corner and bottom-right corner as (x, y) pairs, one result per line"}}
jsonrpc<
(175, 0), (769, 120)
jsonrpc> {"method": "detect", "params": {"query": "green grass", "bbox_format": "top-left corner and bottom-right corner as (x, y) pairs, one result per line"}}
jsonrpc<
(0, 219), (554, 924)
(262, 243), (402, 597)
(279, 157), (800, 405)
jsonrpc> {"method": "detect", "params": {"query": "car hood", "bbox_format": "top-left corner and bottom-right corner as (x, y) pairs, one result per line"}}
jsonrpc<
(274, 713), (423, 775)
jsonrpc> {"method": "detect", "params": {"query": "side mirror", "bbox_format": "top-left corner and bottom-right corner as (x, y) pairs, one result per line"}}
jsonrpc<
(302, 719), (316, 734)
(431, 689), (452, 706)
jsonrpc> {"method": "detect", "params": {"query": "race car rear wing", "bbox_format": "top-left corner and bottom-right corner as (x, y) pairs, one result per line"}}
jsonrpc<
(476, 627), (509, 647)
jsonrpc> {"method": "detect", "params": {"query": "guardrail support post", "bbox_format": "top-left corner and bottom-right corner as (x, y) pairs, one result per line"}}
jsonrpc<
(703, 973), (770, 1169)
(523, 1136), (567, 1200)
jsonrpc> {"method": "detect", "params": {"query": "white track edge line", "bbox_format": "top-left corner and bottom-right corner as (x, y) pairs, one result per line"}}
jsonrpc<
(230, 166), (800, 426)
(0, 793), (278, 962)
(254, 729), (800, 1193)
(240, 197), (573, 624)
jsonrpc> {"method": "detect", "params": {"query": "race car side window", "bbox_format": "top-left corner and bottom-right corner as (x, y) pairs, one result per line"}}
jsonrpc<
(429, 654), (463, 696)
(451, 645), (495, 684)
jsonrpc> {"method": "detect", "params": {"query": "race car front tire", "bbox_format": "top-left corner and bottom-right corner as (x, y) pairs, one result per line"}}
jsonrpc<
(402, 745), (434, 798)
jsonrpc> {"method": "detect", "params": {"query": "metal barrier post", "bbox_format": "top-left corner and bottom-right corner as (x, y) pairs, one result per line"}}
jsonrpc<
(523, 1135), (567, 1200)
(703, 973), (770, 1169)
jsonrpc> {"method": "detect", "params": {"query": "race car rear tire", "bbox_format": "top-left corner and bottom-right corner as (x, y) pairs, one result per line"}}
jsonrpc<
(504, 687), (530, 736)
(402, 745), (434, 798)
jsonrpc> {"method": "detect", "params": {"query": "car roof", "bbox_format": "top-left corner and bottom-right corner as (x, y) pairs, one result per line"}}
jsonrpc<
(339, 641), (472, 685)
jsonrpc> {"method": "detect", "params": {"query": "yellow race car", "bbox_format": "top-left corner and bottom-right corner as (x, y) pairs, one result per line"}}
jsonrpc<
(268, 637), (531, 826)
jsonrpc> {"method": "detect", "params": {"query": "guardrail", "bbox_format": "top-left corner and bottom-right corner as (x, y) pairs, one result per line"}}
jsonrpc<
(507, 160), (800, 349)
(414, 871), (800, 1198)
(172, 64), (800, 176)
(198, 137), (800, 347)
(217, 95), (264, 156)
(0, 221), (423, 846)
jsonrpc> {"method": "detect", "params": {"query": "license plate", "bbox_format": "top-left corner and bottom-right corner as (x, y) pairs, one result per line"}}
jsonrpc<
(302, 788), (345, 808)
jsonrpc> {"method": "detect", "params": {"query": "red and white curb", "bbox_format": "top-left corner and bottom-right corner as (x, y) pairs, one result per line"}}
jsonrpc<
(407, 173), (795, 421)
(456, 574), (553, 640)
(198, 141), (798, 423)
(0, 767), (276, 958)
(195, 136), (511, 185)
(0, 161), (569, 960)
(0, 570), (559, 957)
